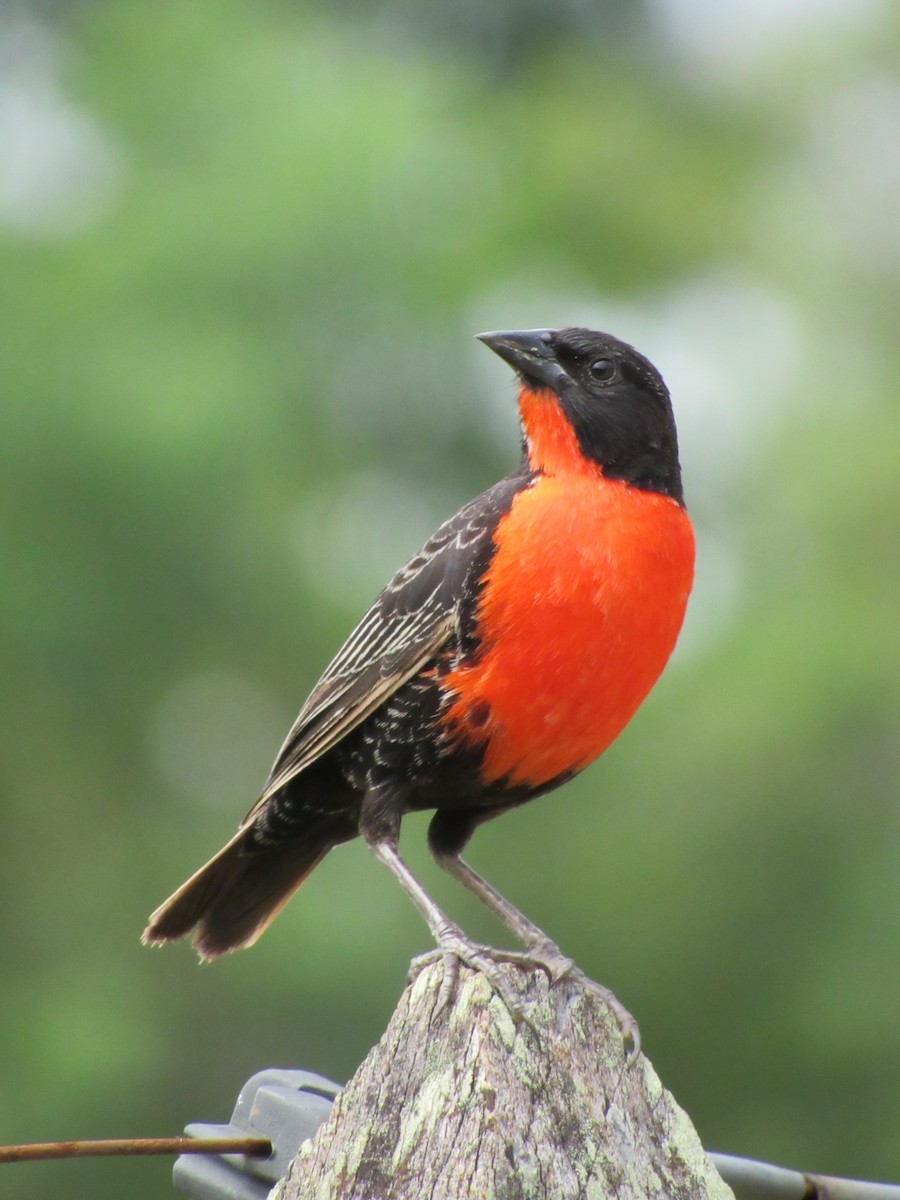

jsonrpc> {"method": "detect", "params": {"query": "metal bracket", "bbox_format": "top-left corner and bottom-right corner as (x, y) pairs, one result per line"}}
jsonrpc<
(173, 1068), (340, 1200)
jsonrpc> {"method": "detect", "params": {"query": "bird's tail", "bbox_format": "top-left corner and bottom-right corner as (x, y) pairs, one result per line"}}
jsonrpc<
(142, 824), (332, 960)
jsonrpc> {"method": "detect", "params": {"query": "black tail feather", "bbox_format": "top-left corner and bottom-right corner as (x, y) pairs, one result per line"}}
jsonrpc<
(142, 826), (332, 959)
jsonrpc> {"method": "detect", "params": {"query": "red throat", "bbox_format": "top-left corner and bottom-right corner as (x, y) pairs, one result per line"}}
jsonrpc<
(518, 384), (596, 476)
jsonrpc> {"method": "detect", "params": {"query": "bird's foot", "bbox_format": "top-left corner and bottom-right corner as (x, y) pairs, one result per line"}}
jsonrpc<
(408, 928), (534, 1029)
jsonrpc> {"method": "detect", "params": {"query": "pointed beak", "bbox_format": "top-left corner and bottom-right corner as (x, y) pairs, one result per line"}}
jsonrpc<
(476, 329), (568, 391)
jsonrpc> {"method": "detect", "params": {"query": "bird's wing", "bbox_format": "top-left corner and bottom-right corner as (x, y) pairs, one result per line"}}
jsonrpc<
(244, 468), (533, 820)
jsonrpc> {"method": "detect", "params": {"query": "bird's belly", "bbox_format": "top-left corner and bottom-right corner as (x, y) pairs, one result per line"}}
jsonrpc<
(442, 475), (695, 789)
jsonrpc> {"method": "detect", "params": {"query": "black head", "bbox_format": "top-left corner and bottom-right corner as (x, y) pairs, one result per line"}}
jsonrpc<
(477, 327), (684, 505)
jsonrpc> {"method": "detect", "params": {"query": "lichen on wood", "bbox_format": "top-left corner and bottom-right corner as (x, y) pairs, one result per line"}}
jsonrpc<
(274, 961), (732, 1200)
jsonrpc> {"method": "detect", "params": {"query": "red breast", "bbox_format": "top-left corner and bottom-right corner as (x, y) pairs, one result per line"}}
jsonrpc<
(441, 385), (695, 788)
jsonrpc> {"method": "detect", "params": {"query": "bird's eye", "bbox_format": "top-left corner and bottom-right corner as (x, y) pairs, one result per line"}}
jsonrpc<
(589, 358), (616, 383)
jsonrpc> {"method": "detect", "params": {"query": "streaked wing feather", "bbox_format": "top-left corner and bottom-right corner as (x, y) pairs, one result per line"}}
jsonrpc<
(249, 615), (453, 815)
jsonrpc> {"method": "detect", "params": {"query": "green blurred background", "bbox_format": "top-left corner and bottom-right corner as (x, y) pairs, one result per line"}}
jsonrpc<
(1, 0), (897, 1195)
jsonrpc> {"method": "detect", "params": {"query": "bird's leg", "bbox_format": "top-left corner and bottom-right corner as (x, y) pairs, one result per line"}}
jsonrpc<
(365, 838), (530, 1025)
(434, 850), (641, 1060)
(433, 850), (574, 980)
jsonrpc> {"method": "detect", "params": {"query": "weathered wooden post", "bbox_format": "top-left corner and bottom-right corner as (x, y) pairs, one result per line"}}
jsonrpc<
(275, 962), (732, 1199)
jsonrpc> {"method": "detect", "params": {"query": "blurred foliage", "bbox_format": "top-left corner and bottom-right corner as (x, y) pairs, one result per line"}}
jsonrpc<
(0, 0), (897, 1196)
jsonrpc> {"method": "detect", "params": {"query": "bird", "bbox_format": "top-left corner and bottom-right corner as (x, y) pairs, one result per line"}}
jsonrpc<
(143, 326), (695, 1049)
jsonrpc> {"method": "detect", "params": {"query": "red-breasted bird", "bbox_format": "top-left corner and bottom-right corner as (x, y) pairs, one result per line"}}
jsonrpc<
(144, 327), (695, 1049)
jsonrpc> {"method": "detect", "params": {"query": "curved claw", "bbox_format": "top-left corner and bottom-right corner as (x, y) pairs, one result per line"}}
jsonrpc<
(623, 1024), (641, 1065)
